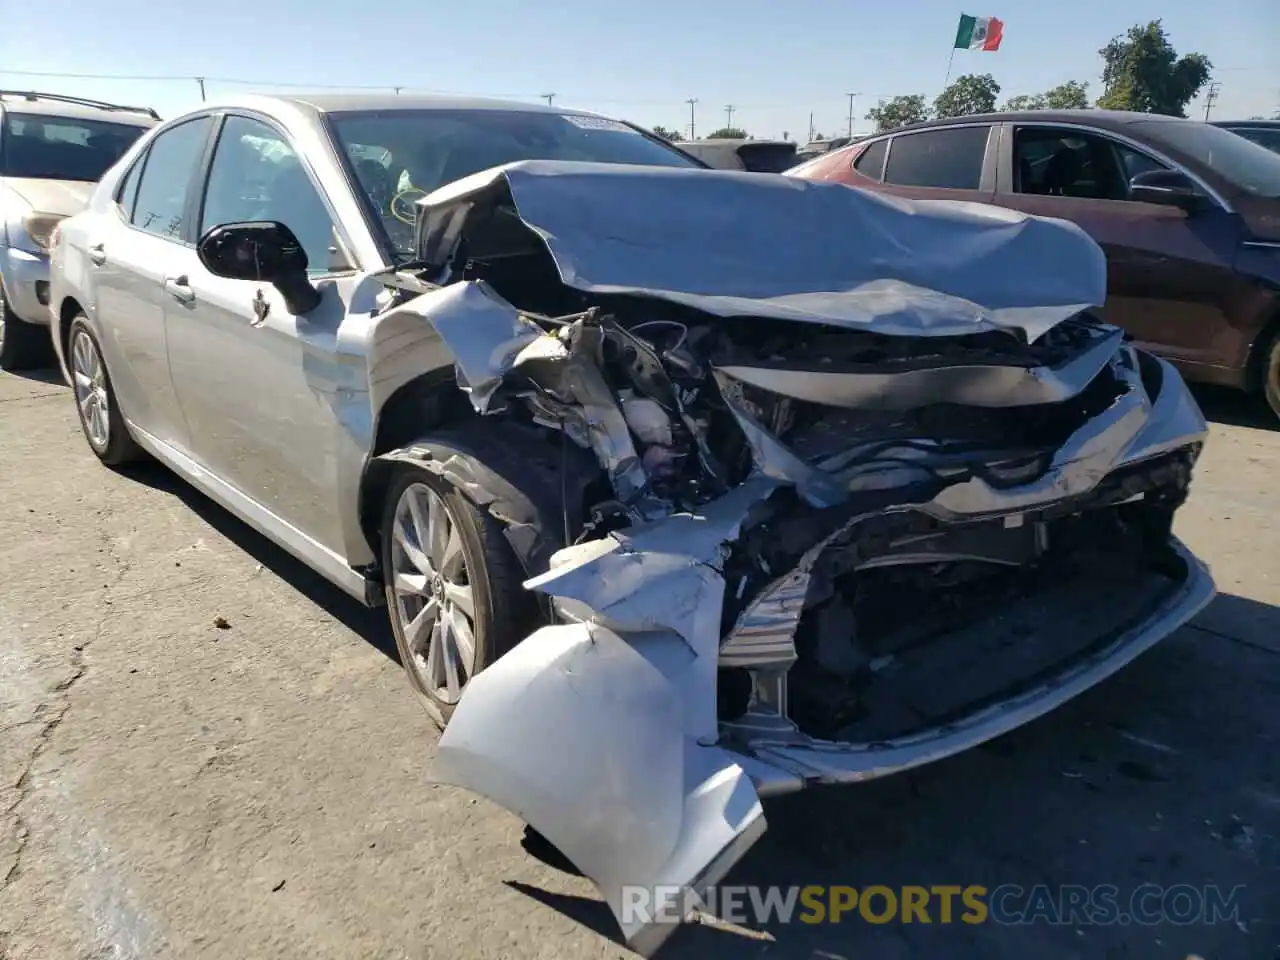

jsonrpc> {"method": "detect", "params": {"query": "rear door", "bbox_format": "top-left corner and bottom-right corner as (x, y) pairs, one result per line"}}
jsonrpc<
(89, 115), (215, 450)
(995, 122), (1246, 369)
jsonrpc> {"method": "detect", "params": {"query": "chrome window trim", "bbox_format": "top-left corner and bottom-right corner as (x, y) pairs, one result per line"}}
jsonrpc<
(1009, 120), (1234, 213)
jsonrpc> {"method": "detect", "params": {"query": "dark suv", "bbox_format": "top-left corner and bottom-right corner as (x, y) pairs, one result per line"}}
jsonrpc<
(790, 109), (1280, 419)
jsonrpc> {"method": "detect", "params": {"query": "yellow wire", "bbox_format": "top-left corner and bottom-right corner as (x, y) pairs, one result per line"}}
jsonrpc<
(390, 187), (428, 224)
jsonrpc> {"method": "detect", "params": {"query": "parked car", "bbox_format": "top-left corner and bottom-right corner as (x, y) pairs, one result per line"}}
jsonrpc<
(1212, 118), (1280, 154)
(50, 93), (1214, 955)
(0, 91), (157, 369)
(790, 109), (1280, 419)
(792, 135), (858, 165)
(673, 137), (797, 172)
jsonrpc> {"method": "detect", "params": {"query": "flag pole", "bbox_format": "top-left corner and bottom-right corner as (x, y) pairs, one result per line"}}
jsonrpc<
(944, 46), (957, 87)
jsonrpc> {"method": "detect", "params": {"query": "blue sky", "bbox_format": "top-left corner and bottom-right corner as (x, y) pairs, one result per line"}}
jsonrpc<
(1, 0), (1275, 139)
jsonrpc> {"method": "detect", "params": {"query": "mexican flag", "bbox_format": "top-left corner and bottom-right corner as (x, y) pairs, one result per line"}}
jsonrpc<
(954, 14), (1004, 51)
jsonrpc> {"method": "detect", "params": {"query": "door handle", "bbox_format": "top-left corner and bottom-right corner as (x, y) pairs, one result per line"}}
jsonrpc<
(163, 276), (195, 304)
(88, 243), (106, 266)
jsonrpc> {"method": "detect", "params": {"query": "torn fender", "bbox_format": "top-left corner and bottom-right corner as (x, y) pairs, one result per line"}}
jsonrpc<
(431, 622), (766, 956)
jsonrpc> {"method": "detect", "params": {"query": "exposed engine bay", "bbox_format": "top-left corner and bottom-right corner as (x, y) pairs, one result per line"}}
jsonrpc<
(368, 160), (1216, 956)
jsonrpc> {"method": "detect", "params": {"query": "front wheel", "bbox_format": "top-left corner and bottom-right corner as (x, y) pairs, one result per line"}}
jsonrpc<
(380, 446), (541, 729)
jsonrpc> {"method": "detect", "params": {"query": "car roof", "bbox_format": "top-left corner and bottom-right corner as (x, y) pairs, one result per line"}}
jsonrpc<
(260, 92), (591, 117)
(1211, 119), (1280, 129)
(871, 108), (1207, 137)
(0, 91), (158, 125)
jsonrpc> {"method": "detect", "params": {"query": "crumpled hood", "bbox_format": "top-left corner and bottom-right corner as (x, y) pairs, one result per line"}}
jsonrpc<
(416, 159), (1108, 342)
(2, 177), (93, 217)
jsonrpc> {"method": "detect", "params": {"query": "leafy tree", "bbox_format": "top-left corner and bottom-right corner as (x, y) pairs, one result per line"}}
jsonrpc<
(1043, 80), (1090, 109)
(865, 95), (928, 132)
(1003, 81), (1090, 112)
(1003, 93), (1047, 112)
(934, 74), (1002, 118)
(650, 125), (683, 141)
(1097, 20), (1211, 117)
(705, 126), (748, 140)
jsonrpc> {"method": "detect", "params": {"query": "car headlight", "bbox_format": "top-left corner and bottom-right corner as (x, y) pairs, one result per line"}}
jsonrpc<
(22, 212), (67, 253)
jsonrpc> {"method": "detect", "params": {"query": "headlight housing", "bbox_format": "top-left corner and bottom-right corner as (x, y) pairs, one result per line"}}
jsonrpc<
(22, 212), (67, 253)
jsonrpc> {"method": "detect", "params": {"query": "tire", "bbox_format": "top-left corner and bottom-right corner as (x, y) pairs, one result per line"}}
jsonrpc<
(379, 434), (546, 729)
(67, 316), (144, 466)
(1261, 328), (1280, 423)
(0, 279), (53, 371)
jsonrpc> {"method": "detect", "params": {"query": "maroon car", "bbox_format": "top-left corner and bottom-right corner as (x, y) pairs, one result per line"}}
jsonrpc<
(789, 109), (1280, 419)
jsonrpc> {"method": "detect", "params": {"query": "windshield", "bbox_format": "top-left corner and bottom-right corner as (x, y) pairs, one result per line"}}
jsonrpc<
(1137, 119), (1280, 198)
(328, 108), (699, 259)
(0, 112), (147, 182)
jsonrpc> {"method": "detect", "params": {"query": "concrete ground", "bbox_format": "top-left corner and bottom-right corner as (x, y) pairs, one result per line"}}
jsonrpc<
(1, 364), (1276, 960)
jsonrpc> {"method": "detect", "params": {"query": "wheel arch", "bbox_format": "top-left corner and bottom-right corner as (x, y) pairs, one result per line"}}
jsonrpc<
(54, 295), (83, 378)
(1244, 306), (1280, 395)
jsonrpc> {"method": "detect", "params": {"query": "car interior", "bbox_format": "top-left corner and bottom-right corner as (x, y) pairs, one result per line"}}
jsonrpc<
(1013, 128), (1165, 201)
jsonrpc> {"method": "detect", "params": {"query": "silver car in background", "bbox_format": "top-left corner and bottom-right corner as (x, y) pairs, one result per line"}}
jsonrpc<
(0, 91), (156, 369)
(49, 93), (1215, 955)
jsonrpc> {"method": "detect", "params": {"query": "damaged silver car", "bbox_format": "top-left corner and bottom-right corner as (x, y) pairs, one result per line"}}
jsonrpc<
(49, 94), (1215, 956)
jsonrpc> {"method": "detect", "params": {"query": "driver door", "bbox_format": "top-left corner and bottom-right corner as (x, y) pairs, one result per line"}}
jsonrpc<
(164, 113), (363, 558)
(998, 123), (1246, 369)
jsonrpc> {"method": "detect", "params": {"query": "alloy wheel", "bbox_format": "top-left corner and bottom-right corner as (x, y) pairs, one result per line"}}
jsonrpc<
(0, 282), (7, 354)
(390, 482), (478, 704)
(71, 329), (110, 449)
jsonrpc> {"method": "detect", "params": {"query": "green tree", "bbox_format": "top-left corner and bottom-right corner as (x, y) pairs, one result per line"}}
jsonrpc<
(650, 125), (683, 141)
(1043, 80), (1090, 109)
(1003, 81), (1090, 112)
(865, 95), (928, 132)
(1003, 93), (1047, 111)
(1096, 20), (1212, 117)
(705, 126), (748, 139)
(934, 74), (1002, 118)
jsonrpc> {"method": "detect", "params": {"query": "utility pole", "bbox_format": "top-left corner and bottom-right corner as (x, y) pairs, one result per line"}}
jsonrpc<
(195, 77), (206, 102)
(686, 98), (698, 139)
(724, 104), (735, 130)
(808, 111), (814, 142)
(541, 93), (556, 106)
(393, 86), (403, 95)
(845, 92), (859, 138)
(1203, 82), (1221, 121)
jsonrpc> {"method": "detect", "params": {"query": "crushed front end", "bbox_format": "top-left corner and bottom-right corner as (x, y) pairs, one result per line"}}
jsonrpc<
(371, 162), (1216, 955)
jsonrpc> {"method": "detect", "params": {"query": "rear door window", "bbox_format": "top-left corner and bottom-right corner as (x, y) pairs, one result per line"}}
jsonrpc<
(130, 116), (214, 241)
(883, 126), (990, 190)
(853, 139), (888, 180)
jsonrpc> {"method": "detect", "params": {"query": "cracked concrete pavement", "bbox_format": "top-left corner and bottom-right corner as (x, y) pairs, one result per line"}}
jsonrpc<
(1, 365), (1277, 960)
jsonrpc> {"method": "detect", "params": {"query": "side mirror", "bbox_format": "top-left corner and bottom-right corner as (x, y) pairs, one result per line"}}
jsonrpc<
(196, 221), (323, 315)
(1128, 169), (1207, 212)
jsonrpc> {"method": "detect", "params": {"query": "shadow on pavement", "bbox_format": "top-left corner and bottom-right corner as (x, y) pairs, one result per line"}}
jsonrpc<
(5, 362), (66, 386)
(114, 459), (399, 663)
(1191, 383), (1276, 431)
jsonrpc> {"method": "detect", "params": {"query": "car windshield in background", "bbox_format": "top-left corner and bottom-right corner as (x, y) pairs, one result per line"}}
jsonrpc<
(1137, 119), (1280, 198)
(328, 109), (699, 258)
(0, 113), (146, 181)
